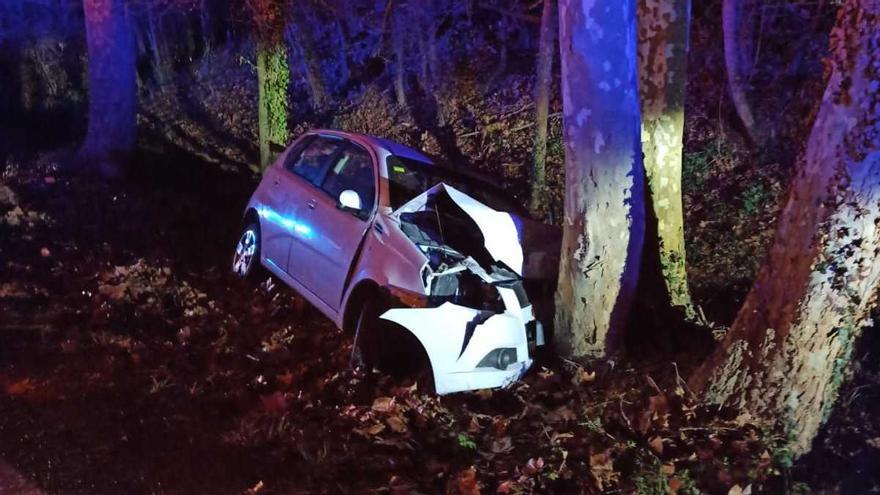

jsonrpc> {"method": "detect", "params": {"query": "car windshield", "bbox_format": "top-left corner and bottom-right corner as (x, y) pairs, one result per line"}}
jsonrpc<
(387, 155), (525, 215)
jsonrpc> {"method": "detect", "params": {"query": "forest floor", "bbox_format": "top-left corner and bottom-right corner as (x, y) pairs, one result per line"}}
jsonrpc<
(0, 147), (877, 495)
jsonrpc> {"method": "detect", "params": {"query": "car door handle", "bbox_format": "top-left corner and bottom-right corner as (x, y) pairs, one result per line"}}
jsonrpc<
(306, 199), (316, 210)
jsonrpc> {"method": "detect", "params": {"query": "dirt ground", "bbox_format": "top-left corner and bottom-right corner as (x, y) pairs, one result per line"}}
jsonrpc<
(0, 149), (877, 494)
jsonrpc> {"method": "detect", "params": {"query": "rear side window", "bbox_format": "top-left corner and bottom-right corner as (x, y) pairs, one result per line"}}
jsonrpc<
(284, 136), (342, 185)
(321, 144), (375, 210)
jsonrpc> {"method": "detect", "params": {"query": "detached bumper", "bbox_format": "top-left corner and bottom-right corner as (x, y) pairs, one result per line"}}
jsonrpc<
(380, 298), (543, 395)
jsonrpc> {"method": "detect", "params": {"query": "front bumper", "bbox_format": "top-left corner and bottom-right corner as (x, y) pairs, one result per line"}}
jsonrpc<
(380, 294), (543, 395)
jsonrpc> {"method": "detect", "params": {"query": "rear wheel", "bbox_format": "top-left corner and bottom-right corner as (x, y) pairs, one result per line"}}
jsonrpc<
(232, 222), (261, 278)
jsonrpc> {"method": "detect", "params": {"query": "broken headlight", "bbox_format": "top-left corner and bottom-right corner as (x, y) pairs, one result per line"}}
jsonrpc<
(449, 272), (505, 313)
(477, 348), (518, 370)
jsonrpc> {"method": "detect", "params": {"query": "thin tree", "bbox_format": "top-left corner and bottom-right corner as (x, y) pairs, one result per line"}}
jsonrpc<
(554, 0), (646, 357)
(79, 0), (137, 175)
(528, 0), (556, 216)
(723, 0), (757, 141)
(690, 0), (880, 456)
(637, 0), (693, 314)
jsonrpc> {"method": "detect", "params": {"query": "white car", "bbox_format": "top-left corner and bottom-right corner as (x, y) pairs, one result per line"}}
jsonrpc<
(233, 130), (547, 394)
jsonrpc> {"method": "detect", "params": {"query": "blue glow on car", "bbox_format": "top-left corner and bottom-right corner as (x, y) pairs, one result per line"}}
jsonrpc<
(257, 206), (313, 238)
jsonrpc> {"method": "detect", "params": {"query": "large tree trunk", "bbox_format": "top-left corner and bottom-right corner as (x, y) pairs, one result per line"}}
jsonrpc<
(79, 0), (137, 174)
(637, 0), (693, 314)
(528, 0), (556, 217)
(256, 41), (289, 171)
(723, 0), (757, 142)
(554, 0), (646, 357)
(690, 0), (880, 457)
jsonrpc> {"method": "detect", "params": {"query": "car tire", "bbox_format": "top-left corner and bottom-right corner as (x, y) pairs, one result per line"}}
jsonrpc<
(232, 222), (261, 279)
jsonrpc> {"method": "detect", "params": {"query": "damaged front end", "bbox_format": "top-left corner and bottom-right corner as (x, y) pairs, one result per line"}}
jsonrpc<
(380, 184), (544, 395)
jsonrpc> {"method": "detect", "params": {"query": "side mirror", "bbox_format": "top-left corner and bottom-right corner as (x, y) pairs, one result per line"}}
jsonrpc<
(338, 189), (362, 211)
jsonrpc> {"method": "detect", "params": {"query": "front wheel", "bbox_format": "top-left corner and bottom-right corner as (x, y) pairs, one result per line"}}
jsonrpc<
(232, 222), (261, 278)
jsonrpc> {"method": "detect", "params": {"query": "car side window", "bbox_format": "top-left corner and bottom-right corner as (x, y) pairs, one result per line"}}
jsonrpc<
(284, 136), (342, 185)
(321, 144), (375, 211)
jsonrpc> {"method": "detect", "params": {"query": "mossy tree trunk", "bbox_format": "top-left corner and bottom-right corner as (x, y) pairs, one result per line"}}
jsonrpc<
(690, 0), (880, 457)
(529, 0), (556, 217)
(637, 0), (693, 315)
(80, 0), (137, 175)
(554, 0), (646, 358)
(257, 41), (289, 171)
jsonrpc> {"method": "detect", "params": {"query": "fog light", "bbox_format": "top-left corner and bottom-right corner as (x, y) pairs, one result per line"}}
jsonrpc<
(477, 348), (518, 370)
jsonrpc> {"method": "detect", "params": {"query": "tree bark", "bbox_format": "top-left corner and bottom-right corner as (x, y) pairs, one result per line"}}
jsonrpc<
(690, 0), (880, 457)
(292, 14), (325, 109)
(723, 0), (757, 141)
(257, 41), (289, 170)
(637, 0), (693, 314)
(528, 0), (556, 217)
(554, 0), (646, 358)
(79, 0), (137, 175)
(393, 5), (407, 107)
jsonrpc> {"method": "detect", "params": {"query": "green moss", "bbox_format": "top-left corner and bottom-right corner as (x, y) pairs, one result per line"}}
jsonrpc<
(257, 42), (289, 170)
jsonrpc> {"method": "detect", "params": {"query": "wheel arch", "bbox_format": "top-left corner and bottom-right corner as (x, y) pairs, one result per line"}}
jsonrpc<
(241, 207), (261, 231)
(342, 279), (382, 335)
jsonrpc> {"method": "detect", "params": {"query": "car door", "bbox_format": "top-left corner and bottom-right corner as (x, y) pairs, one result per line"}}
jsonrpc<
(264, 135), (344, 275)
(289, 141), (376, 310)
(259, 136), (314, 273)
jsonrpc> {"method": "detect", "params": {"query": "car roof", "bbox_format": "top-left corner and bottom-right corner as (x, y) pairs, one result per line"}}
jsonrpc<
(309, 129), (434, 163)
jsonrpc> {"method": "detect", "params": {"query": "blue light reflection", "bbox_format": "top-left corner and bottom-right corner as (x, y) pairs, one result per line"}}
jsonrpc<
(257, 206), (313, 238)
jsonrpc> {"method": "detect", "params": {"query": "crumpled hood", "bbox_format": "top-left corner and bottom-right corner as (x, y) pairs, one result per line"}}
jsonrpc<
(391, 183), (524, 276)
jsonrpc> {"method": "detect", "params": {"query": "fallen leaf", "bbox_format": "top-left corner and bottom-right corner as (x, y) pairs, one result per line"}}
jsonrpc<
(489, 436), (514, 454)
(5, 379), (36, 396)
(495, 480), (513, 493)
(386, 415), (408, 433)
(98, 283), (127, 300)
(572, 369), (596, 385)
(660, 462), (675, 476)
(276, 372), (294, 387)
(649, 436), (665, 455)
(372, 396), (395, 413)
(355, 423), (386, 437)
(448, 467), (480, 495)
(589, 450), (618, 490)
(260, 392), (288, 414)
(668, 477), (683, 494)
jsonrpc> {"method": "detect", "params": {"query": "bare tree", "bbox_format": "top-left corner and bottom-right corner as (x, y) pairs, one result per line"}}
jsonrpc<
(690, 0), (880, 456)
(723, 0), (757, 141)
(528, 0), (556, 216)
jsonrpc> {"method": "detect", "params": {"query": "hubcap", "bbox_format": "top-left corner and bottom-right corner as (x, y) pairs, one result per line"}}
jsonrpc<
(233, 229), (257, 276)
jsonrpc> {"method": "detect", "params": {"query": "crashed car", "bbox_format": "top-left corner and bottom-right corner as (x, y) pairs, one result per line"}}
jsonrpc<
(232, 130), (549, 394)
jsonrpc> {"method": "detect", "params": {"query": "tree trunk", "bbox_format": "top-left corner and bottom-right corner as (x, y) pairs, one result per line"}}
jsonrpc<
(393, 5), (407, 107)
(146, 7), (166, 84)
(528, 0), (556, 216)
(256, 41), (289, 171)
(723, 0), (757, 141)
(637, 0), (693, 314)
(554, 0), (646, 358)
(79, 0), (137, 175)
(690, 0), (880, 457)
(294, 16), (325, 109)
